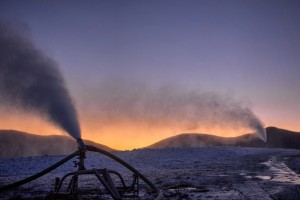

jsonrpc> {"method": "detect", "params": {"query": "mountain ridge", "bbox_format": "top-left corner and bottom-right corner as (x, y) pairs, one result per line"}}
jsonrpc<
(146, 127), (300, 149)
(0, 130), (115, 158)
(1, 127), (299, 158)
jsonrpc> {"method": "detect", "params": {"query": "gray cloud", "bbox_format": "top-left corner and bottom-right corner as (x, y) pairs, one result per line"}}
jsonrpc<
(0, 22), (80, 139)
(82, 79), (266, 141)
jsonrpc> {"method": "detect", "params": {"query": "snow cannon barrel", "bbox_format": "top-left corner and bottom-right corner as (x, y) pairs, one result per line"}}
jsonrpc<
(76, 138), (87, 151)
(76, 138), (86, 170)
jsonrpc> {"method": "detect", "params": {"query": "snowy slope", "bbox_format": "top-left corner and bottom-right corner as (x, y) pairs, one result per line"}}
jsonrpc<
(1, 147), (300, 199)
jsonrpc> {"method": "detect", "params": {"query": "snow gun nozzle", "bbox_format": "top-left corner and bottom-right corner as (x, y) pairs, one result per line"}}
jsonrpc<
(76, 138), (87, 152)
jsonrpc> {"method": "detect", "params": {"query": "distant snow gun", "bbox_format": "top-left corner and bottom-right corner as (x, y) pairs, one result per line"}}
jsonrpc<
(0, 138), (163, 199)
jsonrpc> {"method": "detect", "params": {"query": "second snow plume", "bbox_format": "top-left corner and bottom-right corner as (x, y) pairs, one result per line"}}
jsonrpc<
(0, 22), (80, 139)
(85, 81), (267, 142)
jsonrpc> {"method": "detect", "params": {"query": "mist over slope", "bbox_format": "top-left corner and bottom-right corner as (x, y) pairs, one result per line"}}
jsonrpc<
(146, 127), (300, 149)
(0, 130), (115, 158)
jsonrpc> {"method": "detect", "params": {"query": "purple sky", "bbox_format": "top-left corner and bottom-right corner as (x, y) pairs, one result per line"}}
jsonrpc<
(0, 0), (300, 147)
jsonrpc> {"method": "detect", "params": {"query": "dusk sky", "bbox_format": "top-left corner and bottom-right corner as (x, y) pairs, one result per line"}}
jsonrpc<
(0, 0), (299, 150)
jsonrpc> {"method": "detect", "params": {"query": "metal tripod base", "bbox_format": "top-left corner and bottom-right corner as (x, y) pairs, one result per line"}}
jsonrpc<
(52, 145), (163, 199)
(54, 168), (139, 200)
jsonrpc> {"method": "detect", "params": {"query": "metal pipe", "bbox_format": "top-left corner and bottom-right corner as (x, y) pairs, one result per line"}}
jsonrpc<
(76, 138), (87, 151)
(86, 145), (163, 200)
(76, 138), (86, 170)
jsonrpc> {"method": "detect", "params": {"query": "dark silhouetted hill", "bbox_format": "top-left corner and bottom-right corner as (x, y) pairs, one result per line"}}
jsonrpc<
(0, 130), (115, 158)
(146, 127), (300, 149)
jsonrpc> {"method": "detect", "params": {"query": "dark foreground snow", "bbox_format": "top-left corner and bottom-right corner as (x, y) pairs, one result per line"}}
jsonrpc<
(1, 147), (300, 199)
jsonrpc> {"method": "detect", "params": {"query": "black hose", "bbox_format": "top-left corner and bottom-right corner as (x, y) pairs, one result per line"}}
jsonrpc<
(0, 147), (163, 199)
(86, 145), (163, 199)
(0, 150), (80, 192)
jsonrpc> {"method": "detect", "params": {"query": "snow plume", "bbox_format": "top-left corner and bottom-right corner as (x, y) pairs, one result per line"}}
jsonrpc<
(0, 22), (81, 139)
(84, 80), (267, 142)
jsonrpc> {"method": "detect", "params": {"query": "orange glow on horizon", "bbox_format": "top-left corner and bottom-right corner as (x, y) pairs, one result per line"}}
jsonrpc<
(0, 108), (300, 150)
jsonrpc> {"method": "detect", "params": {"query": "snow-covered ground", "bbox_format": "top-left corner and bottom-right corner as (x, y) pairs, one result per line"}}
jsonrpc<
(1, 147), (300, 199)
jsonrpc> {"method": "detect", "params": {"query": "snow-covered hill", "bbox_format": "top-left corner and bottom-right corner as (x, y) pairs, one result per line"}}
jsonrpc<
(146, 127), (300, 149)
(0, 130), (115, 158)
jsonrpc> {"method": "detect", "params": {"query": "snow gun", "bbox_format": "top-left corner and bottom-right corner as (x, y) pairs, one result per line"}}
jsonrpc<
(0, 137), (163, 199)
